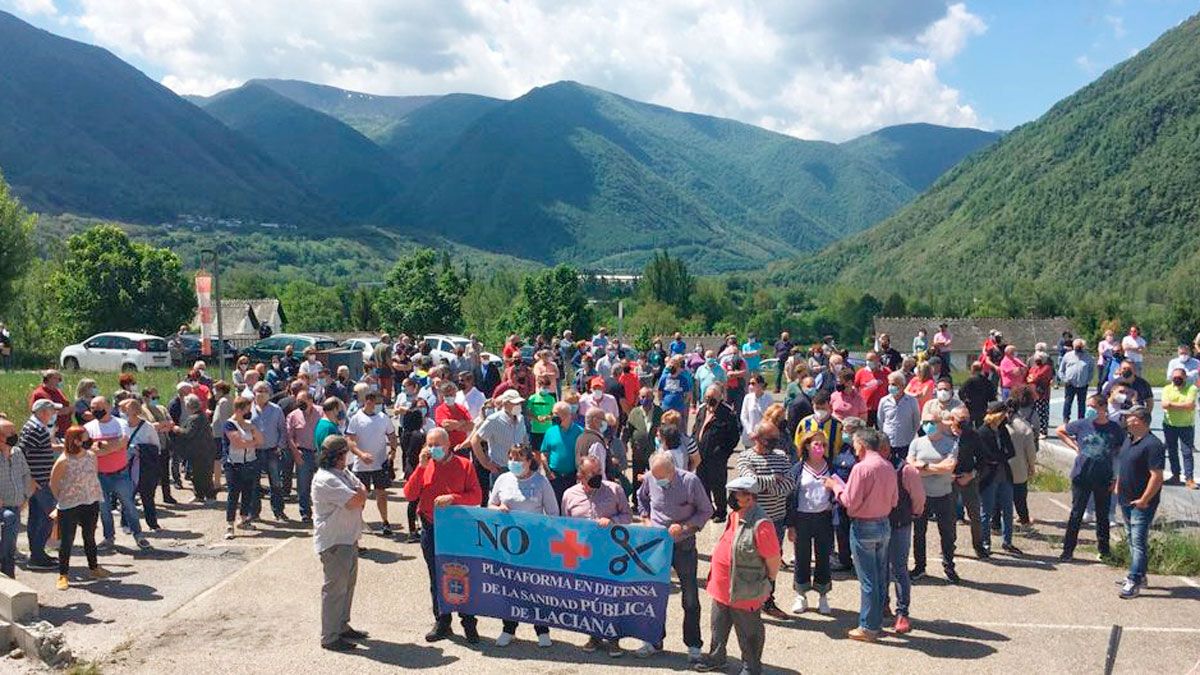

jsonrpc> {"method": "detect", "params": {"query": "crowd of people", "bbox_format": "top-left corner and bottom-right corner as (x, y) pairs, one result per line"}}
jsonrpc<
(0, 322), (1184, 672)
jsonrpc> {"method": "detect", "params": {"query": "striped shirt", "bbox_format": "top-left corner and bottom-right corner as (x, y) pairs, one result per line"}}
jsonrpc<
(736, 448), (796, 522)
(475, 410), (529, 467)
(19, 417), (55, 485)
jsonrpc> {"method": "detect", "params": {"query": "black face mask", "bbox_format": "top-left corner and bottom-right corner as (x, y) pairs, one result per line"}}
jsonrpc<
(242, 412), (252, 421)
(586, 474), (603, 489)
(81, 439), (94, 450)
(298, 402), (309, 412)
(3, 434), (17, 447)
(1173, 377), (1185, 387)
(727, 492), (742, 512)
(92, 408), (107, 419)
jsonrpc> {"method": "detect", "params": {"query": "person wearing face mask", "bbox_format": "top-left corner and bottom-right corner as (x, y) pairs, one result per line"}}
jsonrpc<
(123, 398), (164, 531)
(693, 384), (741, 523)
(1121, 325), (1147, 377)
(581, 376), (620, 420)
(720, 342), (748, 415)
(696, 350), (728, 401)
(1102, 361), (1154, 414)
(1160, 367), (1196, 488)
(739, 375), (774, 448)
(1166, 344), (1200, 386)
(287, 391), (323, 524)
(1114, 405), (1165, 599)
(223, 397), (265, 539)
(312, 435), (368, 652)
(693, 475), (779, 675)
(635, 450), (712, 662)
(922, 377), (962, 422)
(74, 378), (101, 426)
(345, 391), (399, 537)
(561, 454), (631, 656)
(908, 410), (961, 583)
(403, 427), (483, 643)
(29, 370), (73, 437)
(173, 394), (215, 503)
(21, 399), (66, 570)
(831, 369), (866, 423)
(526, 375), (558, 452)
(1056, 395), (1123, 561)
(785, 375), (817, 437)
(997, 346), (1027, 402)
(83, 397), (150, 550)
(471, 390), (530, 490)
(882, 435), (925, 635)
(624, 387), (663, 500)
(1005, 395), (1040, 526)
(949, 407), (986, 558)
(49, 426), (110, 589)
(657, 422), (701, 473)
(541, 402), (585, 504)
(250, 382), (290, 523)
(657, 356), (693, 428)
(576, 408), (614, 476)
(1058, 339), (1095, 423)
(976, 402), (1019, 557)
(487, 444), (558, 648)
(824, 429), (898, 642)
(957, 362), (996, 427)
(735, 422), (794, 621)
(314, 398), (348, 463)
(878, 372), (921, 461)
(786, 431), (837, 614)
(0, 418), (35, 578)
(854, 352), (890, 427)
(596, 346), (620, 379)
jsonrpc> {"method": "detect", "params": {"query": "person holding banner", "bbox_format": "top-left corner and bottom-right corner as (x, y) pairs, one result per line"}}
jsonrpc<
(636, 450), (713, 662)
(693, 475), (780, 674)
(488, 444), (559, 648)
(312, 435), (368, 652)
(403, 427), (483, 643)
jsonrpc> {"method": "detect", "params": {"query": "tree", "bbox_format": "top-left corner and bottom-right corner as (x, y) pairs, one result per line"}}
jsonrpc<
(0, 171), (35, 318)
(518, 265), (593, 339)
(881, 292), (907, 317)
(349, 286), (379, 331)
(377, 249), (465, 335)
(640, 250), (694, 315)
(52, 224), (194, 341)
(278, 280), (346, 332)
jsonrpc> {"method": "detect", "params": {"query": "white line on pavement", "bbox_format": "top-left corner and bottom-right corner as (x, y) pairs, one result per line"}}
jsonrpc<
(164, 537), (295, 618)
(1048, 497), (1071, 512)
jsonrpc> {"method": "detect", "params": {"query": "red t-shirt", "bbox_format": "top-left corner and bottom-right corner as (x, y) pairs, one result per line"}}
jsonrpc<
(854, 366), (890, 412)
(29, 384), (71, 435)
(618, 372), (640, 406)
(434, 402), (472, 447)
(706, 512), (781, 610)
(402, 455), (482, 523)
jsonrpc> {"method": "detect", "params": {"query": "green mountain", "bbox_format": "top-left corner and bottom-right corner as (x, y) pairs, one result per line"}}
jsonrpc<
(202, 83), (402, 218)
(231, 79), (442, 141)
(784, 12), (1200, 296)
(375, 93), (505, 168)
(377, 81), (919, 271)
(0, 10), (325, 224)
(841, 123), (1002, 192)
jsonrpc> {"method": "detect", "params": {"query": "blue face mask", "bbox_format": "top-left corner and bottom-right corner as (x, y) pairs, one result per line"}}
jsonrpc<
(429, 445), (447, 461)
(337, 411), (346, 421)
(599, 421), (609, 434)
(654, 437), (662, 450)
(921, 421), (938, 436)
(841, 433), (851, 445)
(888, 385), (901, 396)
(1084, 407), (1099, 420)
(802, 387), (817, 397)
(655, 477), (671, 488)
(568, 404), (579, 415)
(507, 460), (525, 475)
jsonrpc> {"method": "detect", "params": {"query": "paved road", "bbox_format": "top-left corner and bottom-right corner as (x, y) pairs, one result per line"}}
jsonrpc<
(9, 469), (1200, 673)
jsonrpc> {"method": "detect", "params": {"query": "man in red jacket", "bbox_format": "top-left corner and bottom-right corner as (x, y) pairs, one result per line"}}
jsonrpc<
(403, 427), (482, 643)
(28, 370), (71, 437)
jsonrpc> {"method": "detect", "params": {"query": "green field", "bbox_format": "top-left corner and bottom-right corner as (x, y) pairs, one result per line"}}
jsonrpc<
(0, 368), (200, 424)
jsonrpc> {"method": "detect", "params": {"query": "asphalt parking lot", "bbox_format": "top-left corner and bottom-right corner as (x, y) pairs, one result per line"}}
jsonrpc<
(9, 471), (1200, 674)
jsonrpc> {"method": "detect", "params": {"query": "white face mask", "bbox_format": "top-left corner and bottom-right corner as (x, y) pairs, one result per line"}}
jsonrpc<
(814, 409), (830, 422)
(936, 389), (952, 402)
(592, 390), (604, 401)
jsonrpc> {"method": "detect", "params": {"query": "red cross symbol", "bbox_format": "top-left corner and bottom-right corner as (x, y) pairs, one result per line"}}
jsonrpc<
(549, 529), (592, 569)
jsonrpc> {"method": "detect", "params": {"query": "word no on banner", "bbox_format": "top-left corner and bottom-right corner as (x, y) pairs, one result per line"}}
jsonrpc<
(434, 506), (674, 643)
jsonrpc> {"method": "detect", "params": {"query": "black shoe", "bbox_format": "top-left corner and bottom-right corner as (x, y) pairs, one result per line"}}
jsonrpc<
(1164, 476), (1183, 486)
(380, 524), (394, 537)
(173, 481), (184, 490)
(406, 532), (421, 544)
(975, 547), (991, 560)
(944, 568), (961, 584)
(26, 557), (56, 570)
(692, 658), (727, 672)
(321, 639), (355, 652)
(425, 623), (452, 642)
(1001, 543), (1024, 556)
(1058, 552), (1074, 562)
(463, 622), (480, 644)
(163, 496), (179, 505)
(711, 514), (726, 523)
(909, 567), (926, 580)
(341, 627), (369, 640)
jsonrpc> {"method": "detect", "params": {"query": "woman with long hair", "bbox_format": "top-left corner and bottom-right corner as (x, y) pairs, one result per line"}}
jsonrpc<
(785, 430), (836, 615)
(49, 426), (110, 589)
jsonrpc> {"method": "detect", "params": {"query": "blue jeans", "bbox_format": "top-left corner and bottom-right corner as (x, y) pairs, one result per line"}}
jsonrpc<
(1119, 500), (1158, 584)
(887, 523), (912, 616)
(225, 462), (259, 522)
(850, 518), (891, 632)
(27, 485), (56, 561)
(0, 508), (19, 577)
(1162, 424), (1195, 482)
(979, 476), (1013, 550)
(98, 471), (142, 541)
(297, 449), (318, 519)
(263, 449), (286, 516)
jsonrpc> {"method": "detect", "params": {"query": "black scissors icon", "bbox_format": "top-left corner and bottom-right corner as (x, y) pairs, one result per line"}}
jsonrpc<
(608, 525), (663, 575)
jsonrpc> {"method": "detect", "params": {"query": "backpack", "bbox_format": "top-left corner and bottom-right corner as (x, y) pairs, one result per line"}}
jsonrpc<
(889, 462), (913, 529)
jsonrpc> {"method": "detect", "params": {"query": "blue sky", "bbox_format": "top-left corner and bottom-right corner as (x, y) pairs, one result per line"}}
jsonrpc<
(2, 0), (1196, 139)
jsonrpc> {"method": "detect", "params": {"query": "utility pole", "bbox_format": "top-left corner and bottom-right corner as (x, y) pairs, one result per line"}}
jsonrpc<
(201, 247), (227, 382)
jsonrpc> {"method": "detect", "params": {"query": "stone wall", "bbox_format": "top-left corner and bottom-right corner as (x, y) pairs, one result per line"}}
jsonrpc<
(872, 317), (1076, 355)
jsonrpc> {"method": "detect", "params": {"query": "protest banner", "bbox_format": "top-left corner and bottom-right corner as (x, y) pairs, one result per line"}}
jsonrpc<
(434, 506), (674, 643)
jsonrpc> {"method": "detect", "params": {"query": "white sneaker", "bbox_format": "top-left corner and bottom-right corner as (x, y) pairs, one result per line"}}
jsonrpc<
(495, 632), (514, 647)
(635, 641), (657, 658)
(791, 594), (808, 614)
(818, 593), (831, 615)
(537, 633), (552, 648)
(224, 526), (235, 540)
(687, 646), (702, 663)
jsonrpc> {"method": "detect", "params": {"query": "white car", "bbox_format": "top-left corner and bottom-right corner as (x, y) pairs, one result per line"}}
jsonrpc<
(341, 337), (381, 364)
(421, 334), (497, 365)
(60, 332), (172, 372)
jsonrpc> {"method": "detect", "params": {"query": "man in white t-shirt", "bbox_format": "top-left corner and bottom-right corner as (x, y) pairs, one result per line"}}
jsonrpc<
(84, 397), (149, 549)
(1121, 325), (1147, 376)
(455, 372), (486, 421)
(345, 392), (398, 537)
(312, 435), (368, 651)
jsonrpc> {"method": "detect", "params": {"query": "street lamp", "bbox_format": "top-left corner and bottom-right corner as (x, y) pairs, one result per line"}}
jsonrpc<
(199, 247), (227, 382)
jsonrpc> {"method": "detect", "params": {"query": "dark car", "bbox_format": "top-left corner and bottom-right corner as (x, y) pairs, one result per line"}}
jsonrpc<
(240, 333), (341, 363)
(175, 333), (238, 367)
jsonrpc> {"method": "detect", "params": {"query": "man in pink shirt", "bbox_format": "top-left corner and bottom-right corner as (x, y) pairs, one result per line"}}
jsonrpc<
(998, 346), (1027, 402)
(825, 428), (898, 642)
(933, 323), (954, 370)
(287, 391), (323, 523)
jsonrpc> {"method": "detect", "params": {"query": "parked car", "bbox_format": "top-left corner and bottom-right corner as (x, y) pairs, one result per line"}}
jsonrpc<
(240, 333), (341, 363)
(60, 332), (171, 372)
(175, 333), (238, 367)
(341, 337), (381, 364)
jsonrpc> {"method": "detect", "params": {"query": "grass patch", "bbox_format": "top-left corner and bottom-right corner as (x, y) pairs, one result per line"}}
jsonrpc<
(1028, 464), (1071, 493)
(0, 369), (194, 423)
(65, 662), (102, 675)
(1106, 524), (1200, 576)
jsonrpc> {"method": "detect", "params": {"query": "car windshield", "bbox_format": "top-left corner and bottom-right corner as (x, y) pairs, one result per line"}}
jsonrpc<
(143, 338), (168, 352)
(451, 339), (470, 350)
(315, 340), (340, 351)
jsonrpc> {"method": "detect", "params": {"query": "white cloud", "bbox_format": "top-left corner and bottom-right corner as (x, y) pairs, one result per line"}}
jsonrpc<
(1075, 54), (1098, 75)
(1104, 14), (1127, 39)
(35, 0), (987, 141)
(13, 0), (55, 15)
